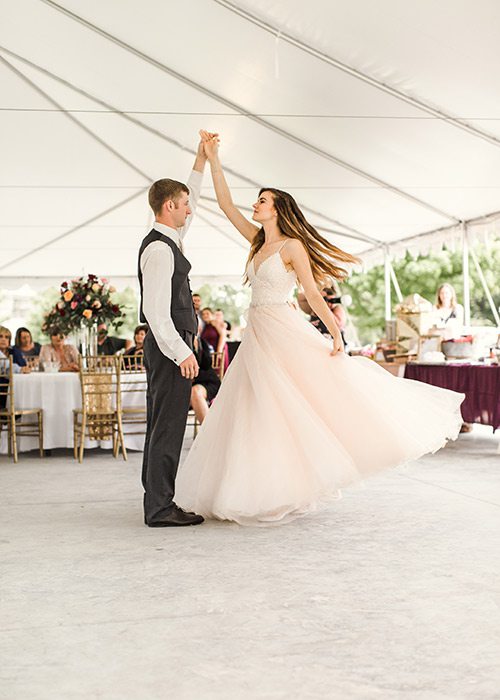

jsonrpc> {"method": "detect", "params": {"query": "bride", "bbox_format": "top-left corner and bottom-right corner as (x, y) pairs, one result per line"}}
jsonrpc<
(175, 131), (464, 526)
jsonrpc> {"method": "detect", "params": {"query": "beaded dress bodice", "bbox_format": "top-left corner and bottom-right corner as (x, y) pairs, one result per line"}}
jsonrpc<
(247, 251), (296, 307)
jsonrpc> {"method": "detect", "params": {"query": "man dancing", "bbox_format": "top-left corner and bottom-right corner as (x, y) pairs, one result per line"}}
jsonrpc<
(138, 135), (213, 527)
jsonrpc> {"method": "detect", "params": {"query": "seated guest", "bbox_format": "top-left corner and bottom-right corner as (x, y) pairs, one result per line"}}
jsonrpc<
(434, 283), (464, 326)
(0, 326), (30, 373)
(214, 309), (232, 337)
(190, 336), (221, 425)
(123, 324), (148, 367)
(192, 293), (204, 334)
(200, 307), (229, 372)
(15, 327), (41, 359)
(0, 326), (30, 408)
(97, 323), (132, 355)
(39, 327), (80, 372)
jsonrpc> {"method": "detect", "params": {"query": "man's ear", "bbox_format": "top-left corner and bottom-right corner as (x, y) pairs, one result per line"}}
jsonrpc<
(166, 199), (175, 212)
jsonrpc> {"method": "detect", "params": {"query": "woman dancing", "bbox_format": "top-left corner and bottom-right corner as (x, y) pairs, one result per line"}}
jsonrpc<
(175, 131), (464, 526)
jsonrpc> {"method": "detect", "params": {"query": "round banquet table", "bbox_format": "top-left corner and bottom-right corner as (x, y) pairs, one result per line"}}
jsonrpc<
(0, 372), (146, 454)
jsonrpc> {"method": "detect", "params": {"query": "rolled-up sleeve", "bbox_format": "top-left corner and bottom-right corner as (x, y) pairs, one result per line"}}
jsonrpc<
(141, 242), (192, 365)
(179, 169), (203, 242)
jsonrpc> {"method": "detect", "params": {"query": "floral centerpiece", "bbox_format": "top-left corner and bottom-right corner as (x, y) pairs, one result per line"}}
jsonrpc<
(42, 274), (125, 355)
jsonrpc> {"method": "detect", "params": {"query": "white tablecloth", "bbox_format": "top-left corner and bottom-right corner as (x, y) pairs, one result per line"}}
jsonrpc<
(1, 372), (146, 454)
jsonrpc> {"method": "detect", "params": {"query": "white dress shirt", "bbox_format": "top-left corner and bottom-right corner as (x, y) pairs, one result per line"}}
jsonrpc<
(140, 170), (202, 365)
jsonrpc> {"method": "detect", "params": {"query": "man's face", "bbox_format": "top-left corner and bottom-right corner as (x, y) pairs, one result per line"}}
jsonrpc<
(171, 192), (192, 228)
(192, 295), (201, 312)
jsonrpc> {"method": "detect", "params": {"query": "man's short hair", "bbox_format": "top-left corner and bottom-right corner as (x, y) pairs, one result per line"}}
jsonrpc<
(148, 179), (189, 215)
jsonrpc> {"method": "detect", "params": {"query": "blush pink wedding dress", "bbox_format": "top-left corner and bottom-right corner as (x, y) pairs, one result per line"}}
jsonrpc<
(175, 247), (464, 526)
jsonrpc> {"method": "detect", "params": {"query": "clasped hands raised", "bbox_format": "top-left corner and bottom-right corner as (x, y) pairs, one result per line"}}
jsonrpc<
(199, 129), (220, 160)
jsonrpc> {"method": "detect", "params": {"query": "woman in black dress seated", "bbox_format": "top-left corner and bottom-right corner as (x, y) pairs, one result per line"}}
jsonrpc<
(123, 324), (148, 368)
(191, 336), (221, 425)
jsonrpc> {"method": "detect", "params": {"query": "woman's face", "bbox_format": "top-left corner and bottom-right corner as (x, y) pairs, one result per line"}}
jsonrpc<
(201, 309), (213, 323)
(135, 330), (146, 347)
(0, 331), (11, 351)
(439, 286), (453, 306)
(19, 331), (32, 347)
(51, 333), (65, 349)
(214, 311), (224, 324)
(252, 191), (277, 224)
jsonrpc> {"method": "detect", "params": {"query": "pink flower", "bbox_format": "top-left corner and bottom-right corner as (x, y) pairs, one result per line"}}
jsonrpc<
(71, 301), (78, 310)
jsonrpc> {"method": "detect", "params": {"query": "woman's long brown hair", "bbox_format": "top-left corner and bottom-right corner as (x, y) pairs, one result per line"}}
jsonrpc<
(246, 188), (360, 285)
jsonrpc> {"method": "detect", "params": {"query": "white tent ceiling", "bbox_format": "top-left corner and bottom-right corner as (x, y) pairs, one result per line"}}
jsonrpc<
(2, 0), (500, 287)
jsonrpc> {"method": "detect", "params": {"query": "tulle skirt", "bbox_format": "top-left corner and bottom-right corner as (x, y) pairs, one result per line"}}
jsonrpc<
(175, 304), (464, 526)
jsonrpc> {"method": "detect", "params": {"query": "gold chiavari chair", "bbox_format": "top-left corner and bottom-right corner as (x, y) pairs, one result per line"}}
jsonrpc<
(0, 355), (43, 462)
(73, 355), (125, 463)
(211, 351), (225, 380)
(117, 355), (147, 460)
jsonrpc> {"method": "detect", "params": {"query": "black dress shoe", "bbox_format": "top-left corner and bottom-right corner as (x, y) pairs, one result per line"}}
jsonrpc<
(147, 507), (204, 527)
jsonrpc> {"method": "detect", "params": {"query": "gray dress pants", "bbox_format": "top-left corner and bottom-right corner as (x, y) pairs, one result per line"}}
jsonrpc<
(142, 330), (193, 524)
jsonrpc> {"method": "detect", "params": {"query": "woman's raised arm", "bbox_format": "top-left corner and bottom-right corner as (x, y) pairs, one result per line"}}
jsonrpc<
(200, 130), (259, 243)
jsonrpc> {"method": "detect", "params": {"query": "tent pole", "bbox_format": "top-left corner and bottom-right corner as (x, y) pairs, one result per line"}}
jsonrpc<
(388, 261), (403, 303)
(462, 222), (471, 326)
(469, 246), (500, 327)
(384, 249), (392, 321)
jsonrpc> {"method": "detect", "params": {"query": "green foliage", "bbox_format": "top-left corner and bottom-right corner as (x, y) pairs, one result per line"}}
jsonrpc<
(27, 288), (60, 342)
(111, 287), (139, 339)
(343, 241), (500, 344)
(194, 283), (251, 325)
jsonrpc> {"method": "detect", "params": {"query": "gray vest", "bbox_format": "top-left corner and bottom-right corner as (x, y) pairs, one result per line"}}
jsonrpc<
(138, 229), (198, 335)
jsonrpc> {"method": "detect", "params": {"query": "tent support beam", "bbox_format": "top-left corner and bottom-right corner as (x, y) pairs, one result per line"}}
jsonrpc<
(39, 0), (460, 224)
(469, 246), (500, 326)
(0, 44), (379, 247)
(389, 261), (403, 303)
(0, 188), (149, 274)
(462, 222), (471, 326)
(214, 0), (500, 151)
(384, 249), (392, 321)
(359, 208), (500, 260)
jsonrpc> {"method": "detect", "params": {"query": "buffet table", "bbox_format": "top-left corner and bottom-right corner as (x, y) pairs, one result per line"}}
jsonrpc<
(404, 363), (500, 430)
(0, 372), (146, 454)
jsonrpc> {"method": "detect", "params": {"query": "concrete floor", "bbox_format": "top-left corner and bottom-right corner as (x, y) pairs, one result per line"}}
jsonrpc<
(1, 427), (500, 700)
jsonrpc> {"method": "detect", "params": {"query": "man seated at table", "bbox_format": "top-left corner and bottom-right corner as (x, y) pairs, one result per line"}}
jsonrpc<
(123, 324), (148, 368)
(0, 325), (30, 409)
(97, 323), (132, 355)
(39, 327), (80, 372)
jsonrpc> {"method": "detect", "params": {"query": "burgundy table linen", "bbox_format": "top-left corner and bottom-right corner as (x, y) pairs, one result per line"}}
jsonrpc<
(404, 363), (500, 430)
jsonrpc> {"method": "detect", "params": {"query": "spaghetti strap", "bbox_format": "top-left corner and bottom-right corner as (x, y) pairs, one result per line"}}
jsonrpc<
(277, 240), (288, 253)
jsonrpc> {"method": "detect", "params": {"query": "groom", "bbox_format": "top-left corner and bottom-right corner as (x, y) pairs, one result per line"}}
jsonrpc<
(138, 136), (212, 527)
